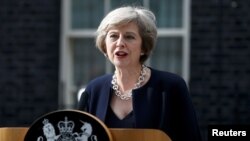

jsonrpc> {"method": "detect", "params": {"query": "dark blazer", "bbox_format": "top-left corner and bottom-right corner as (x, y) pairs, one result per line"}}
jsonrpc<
(78, 68), (202, 141)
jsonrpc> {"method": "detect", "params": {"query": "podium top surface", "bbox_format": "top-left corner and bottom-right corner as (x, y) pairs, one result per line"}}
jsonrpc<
(0, 109), (171, 141)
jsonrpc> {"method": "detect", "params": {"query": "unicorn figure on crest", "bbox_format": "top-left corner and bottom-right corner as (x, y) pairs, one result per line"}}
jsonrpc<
(75, 121), (98, 141)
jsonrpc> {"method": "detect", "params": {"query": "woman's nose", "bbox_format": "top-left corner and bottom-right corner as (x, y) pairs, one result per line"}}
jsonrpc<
(116, 37), (125, 47)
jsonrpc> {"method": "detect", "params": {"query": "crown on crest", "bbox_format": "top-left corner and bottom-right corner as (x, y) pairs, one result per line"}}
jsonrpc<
(58, 117), (75, 133)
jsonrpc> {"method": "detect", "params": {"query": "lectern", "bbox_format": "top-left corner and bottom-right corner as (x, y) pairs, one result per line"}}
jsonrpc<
(0, 110), (171, 141)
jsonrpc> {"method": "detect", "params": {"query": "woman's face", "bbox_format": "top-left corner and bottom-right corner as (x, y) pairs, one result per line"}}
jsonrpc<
(105, 22), (142, 68)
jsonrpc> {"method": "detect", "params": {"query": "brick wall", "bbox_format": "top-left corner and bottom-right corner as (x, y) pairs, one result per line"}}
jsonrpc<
(190, 0), (250, 140)
(0, 0), (60, 126)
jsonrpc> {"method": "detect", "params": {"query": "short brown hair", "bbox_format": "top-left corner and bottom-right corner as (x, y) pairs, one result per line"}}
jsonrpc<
(95, 6), (157, 64)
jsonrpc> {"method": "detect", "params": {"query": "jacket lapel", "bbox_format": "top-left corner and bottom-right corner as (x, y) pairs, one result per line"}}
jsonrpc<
(96, 78), (112, 122)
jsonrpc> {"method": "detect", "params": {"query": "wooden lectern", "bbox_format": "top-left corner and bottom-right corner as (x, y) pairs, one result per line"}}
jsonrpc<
(0, 110), (172, 141)
(0, 127), (171, 141)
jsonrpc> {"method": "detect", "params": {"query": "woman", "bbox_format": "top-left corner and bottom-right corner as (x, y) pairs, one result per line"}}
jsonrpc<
(78, 6), (201, 141)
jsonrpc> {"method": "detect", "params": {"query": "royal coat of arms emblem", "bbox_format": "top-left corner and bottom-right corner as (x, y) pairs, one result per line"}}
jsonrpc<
(24, 110), (112, 141)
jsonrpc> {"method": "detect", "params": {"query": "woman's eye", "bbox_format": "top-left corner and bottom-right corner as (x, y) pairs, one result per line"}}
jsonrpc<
(126, 35), (135, 39)
(110, 34), (118, 39)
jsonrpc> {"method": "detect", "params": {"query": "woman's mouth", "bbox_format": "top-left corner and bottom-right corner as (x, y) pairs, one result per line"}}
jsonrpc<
(115, 51), (128, 57)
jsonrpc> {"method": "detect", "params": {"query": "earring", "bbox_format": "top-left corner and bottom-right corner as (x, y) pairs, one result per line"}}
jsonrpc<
(140, 52), (144, 56)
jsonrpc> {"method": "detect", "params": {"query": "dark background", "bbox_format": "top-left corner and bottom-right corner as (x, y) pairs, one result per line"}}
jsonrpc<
(190, 0), (250, 140)
(0, 0), (249, 141)
(0, 0), (60, 125)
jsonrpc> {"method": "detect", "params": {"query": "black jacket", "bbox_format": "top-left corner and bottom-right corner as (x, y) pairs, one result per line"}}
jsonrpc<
(78, 68), (202, 141)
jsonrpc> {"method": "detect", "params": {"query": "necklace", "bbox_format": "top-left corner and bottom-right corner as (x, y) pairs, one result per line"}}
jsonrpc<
(111, 65), (147, 100)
